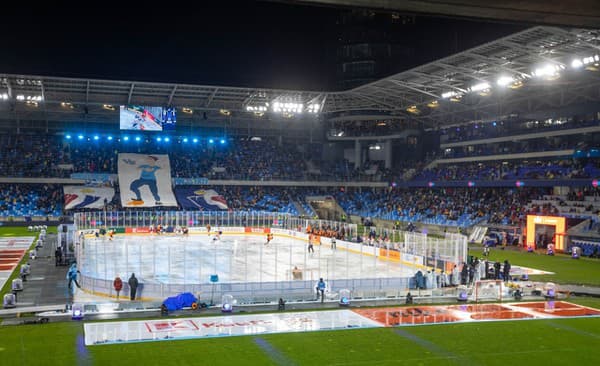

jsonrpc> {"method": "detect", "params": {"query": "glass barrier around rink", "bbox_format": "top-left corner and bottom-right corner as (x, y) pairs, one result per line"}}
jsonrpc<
(73, 211), (466, 304)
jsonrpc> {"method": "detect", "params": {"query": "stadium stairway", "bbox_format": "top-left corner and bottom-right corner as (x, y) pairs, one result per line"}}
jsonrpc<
(290, 198), (307, 217)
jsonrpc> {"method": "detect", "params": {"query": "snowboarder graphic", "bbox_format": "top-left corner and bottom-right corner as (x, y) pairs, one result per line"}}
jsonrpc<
(129, 155), (162, 205)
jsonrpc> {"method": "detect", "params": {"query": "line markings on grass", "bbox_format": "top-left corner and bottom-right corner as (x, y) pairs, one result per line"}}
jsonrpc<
(393, 329), (464, 364)
(254, 337), (297, 366)
(546, 321), (600, 339)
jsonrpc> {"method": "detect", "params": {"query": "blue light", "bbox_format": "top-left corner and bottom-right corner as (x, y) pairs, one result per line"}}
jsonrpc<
(77, 135), (84, 140)
(107, 136), (113, 141)
(164, 137), (170, 142)
(123, 136), (130, 141)
(220, 139), (225, 144)
(156, 137), (162, 142)
(65, 134), (72, 139)
(493, 121), (497, 126)
(192, 138), (198, 143)
(135, 136), (141, 142)
(209, 139), (214, 144)
(93, 135), (99, 141)
(183, 138), (188, 143)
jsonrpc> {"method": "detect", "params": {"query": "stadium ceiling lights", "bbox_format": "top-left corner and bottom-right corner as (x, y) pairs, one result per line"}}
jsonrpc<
(219, 109), (231, 116)
(306, 103), (320, 114)
(61, 102), (74, 109)
(272, 102), (303, 114)
(531, 64), (565, 78)
(571, 54), (599, 69)
(16, 94), (42, 102)
(406, 105), (420, 114)
(441, 91), (461, 99)
(182, 107), (193, 114)
(427, 100), (439, 108)
(102, 104), (116, 111)
(0, 93), (8, 100)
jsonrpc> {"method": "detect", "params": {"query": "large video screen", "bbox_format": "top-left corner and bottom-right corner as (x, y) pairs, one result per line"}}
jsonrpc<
(120, 105), (176, 131)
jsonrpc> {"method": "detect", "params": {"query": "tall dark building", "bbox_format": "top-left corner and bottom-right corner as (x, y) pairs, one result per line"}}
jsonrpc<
(336, 10), (416, 90)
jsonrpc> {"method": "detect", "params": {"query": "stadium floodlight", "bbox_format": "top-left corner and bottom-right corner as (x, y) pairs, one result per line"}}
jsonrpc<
(65, 134), (72, 139)
(571, 59), (584, 69)
(61, 102), (74, 108)
(16, 94), (25, 101)
(220, 139), (225, 144)
(532, 64), (564, 78)
(1, 93), (9, 100)
(164, 137), (170, 142)
(307, 103), (320, 114)
(427, 100), (439, 108)
(135, 136), (141, 142)
(107, 136), (113, 141)
(469, 82), (490, 92)
(209, 139), (214, 144)
(182, 107), (193, 114)
(192, 138), (198, 143)
(102, 104), (115, 111)
(406, 105), (420, 114)
(93, 135), (99, 140)
(496, 76), (514, 87)
(183, 138), (188, 143)
(156, 137), (162, 142)
(123, 136), (129, 141)
(77, 135), (84, 140)
(219, 109), (231, 116)
(441, 91), (458, 99)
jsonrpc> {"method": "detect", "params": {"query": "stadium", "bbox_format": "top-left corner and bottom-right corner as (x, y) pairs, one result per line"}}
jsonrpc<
(1, 2), (600, 365)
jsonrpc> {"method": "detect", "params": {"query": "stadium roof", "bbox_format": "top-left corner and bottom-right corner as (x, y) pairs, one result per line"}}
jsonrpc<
(1, 26), (600, 129)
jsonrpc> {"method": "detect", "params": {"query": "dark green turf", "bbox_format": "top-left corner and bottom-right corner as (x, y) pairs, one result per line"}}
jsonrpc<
(469, 245), (600, 286)
(0, 297), (599, 366)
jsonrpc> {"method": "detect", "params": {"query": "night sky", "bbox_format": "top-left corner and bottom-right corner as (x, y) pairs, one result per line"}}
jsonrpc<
(0, 1), (525, 91)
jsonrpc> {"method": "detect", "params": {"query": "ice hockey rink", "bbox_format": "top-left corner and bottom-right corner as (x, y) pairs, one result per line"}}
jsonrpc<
(78, 234), (418, 286)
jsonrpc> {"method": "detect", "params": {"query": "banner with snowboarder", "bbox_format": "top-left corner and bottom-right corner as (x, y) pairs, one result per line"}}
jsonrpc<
(118, 153), (177, 207)
(63, 186), (115, 210)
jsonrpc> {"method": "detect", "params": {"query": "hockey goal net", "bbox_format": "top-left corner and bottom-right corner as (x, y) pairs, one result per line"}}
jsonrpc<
(473, 280), (503, 302)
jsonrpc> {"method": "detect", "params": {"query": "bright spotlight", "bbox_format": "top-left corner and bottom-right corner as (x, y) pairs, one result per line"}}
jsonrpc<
(183, 138), (188, 143)
(77, 135), (84, 140)
(65, 134), (72, 139)
(192, 138), (198, 143)
(220, 139), (225, 144)
(123, 136), (130, 141)
(496, 76), (514, 86)
(441, 91), (458, 99)
(93, 135), (99, 140)
(107, 136), (113, 141)
(135, 136), (141, 142)
(571, 59), (584, 69)
(156, 137), (162, 142)
(470, 82), (490, 92)
(209, 139), (214, 144)
(164, 137), (170, 142)
(532, 64), (563, 78)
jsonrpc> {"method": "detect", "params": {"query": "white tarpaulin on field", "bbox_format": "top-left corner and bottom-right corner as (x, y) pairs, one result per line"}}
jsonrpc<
(118, 153), (177, 207)
(63, 186), (115, 210)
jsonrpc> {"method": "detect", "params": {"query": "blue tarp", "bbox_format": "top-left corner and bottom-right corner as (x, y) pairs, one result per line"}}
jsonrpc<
(162, 292), (198, 311)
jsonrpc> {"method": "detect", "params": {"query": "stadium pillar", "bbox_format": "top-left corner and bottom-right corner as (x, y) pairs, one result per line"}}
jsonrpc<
(384, 140), (392, 169)
(354, 140), (361, 169)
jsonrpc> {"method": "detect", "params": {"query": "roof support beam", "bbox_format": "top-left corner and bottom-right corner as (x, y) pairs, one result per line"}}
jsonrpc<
(168, 85), (177, 105)
(127, 83), (135, 105)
